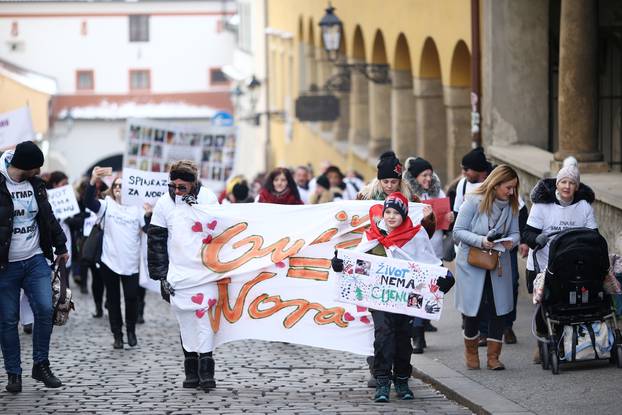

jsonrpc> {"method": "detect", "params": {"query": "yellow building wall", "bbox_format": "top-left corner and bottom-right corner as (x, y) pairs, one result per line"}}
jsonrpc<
(0, 74), (51, 135)
(266, 0), (471, 179)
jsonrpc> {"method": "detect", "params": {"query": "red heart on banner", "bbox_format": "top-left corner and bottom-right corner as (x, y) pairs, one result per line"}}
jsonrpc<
(195, 309), (206, 318)
(207, 298), (217, 309)
(191, 222), (203, 232)
(202, 235), (213, 245)
(191, 293), (204, 305)
(356, 305), (367, 313)
(344, 312), (355, 322)
(207, 220), (217, 230)
(360, 316), (371, 324)
(275, 261), (286, 268)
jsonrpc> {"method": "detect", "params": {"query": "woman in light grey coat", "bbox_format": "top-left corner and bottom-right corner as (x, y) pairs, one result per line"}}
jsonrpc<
(453, 165), (520, 371)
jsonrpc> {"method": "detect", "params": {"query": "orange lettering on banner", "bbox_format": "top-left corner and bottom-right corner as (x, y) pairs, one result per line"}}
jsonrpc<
(335, 238), (362, 249)
(287, 257), (331, 281)
(310, 228), (338, 245)
(350, 214), (369, 227)
(202, 223), (305, 273)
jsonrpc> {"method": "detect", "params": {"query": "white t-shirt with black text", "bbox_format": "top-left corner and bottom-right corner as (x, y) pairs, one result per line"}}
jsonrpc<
(7, 176), (43, 262)
(526, 201), (597, 271)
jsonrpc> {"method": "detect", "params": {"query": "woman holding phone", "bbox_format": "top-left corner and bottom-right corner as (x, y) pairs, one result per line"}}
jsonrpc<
(85, 167), (147, 349)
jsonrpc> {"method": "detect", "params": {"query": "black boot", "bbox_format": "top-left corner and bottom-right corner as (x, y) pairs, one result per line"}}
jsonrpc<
(136, 300), (145, 324)
(92, 302), (103, 318)
(32, 361), (62, 388)
(113, 333), (124, 349)
(198, 354), (216, 390)
(394, 375), (414, 400)
(127, 330), (137, 347)
(412, 327), (426, 354)
(5, 373), (22, 393)
(373, 377), (391, 403)
(183, 356), (199, 388)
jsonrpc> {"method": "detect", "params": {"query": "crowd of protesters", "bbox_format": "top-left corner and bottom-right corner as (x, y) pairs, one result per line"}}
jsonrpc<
(0, 138), (605, 403)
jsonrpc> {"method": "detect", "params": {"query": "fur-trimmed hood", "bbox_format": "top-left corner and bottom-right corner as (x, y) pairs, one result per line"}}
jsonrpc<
(403, 169), (442, 198)
(530, 178), (595, 205)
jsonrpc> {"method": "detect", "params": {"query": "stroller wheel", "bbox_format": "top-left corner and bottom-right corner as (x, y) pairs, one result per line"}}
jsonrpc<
(551, 351), (560, 375)
(540, 341), (550, 370)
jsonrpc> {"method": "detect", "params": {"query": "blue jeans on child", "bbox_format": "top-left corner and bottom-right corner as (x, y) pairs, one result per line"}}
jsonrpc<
(0, 254), (54, 375)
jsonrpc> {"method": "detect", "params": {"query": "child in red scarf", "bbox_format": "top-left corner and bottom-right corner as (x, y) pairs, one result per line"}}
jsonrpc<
(332, 192), (453, 402)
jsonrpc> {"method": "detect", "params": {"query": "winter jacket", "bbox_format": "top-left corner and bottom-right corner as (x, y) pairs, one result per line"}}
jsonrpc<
(309, 186), (343, 204)
(0, 174), (67, 271)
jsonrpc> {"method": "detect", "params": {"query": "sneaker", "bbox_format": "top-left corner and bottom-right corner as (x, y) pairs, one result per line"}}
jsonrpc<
(394, 376), (414, 400)
(5, 373), (21, 393)
(373, 378), (391, 403)
(424, 322), (438, 332)
(32, 361), (62, 388)
(503, 327), (517, 344)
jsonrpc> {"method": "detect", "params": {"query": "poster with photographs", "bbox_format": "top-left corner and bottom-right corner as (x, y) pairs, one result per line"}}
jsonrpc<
(124, 119), (236, 192)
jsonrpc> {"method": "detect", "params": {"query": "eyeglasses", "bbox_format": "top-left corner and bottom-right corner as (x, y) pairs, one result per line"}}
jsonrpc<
(112, 184), (122, 189)
(168, 183), (189, 192)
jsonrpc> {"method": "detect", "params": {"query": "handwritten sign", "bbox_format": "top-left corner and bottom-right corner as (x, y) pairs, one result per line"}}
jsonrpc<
(47, 185), (80, 220)
(335, 249), (448, 320)
(121, 167), (169, 207)
(422, 197), (451, 230)
(0, 107), (34, 150)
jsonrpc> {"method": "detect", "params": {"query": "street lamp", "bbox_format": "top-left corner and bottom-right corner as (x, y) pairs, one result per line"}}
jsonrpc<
(317, 3), (390, 90)
(239, 74), (285, 126)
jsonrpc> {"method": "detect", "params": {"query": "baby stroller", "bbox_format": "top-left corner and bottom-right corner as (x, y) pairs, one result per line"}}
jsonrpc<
(532, 228), (622, 374)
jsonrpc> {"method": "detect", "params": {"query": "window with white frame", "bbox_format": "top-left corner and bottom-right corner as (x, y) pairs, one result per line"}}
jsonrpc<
(129, 69), (150, 91)
(76, 70), (94, 91)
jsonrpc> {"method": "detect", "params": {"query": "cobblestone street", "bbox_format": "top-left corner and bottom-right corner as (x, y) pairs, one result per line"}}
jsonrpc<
(0, 289), (472, 415)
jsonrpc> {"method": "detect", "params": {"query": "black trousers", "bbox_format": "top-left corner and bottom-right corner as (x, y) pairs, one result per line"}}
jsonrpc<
(181, 336), (211, 359)
(463, 272), (506, 341)
(370, 310), (412, 378)
(100, 262), (138, 335)
(80, 259), (105, 307)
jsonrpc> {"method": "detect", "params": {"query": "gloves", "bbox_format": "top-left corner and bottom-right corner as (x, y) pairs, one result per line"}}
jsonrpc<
(535, 233), (548, 249)
(160, 279), (174, 303)
(436, 270), (455, 294)
(331, 250), (344, 272)
(182, 194), (198, 206)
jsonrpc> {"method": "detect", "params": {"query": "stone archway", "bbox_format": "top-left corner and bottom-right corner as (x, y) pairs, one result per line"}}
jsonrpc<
(391, 33), (416, 161)
(348, 25), (370, 153)
(368, 30), (391, 159)
(414, 37), (448, 182)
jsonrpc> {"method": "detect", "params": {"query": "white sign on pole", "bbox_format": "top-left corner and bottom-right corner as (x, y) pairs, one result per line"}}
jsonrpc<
(0, 107), (35, 149)
(121, 167), (169, 207)
(335, 249), (448, 320)
(46, 185), (80, 220)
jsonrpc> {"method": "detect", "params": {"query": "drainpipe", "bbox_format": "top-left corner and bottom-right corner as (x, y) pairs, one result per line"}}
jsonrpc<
(470, 0), (482, 149)
(263, 0), (272, 170)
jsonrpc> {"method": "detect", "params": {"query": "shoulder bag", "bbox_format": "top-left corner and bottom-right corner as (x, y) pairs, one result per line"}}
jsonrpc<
(82, 205), (106, 265)
(467, 247), (500, 271)
(51, 259), (74, 326)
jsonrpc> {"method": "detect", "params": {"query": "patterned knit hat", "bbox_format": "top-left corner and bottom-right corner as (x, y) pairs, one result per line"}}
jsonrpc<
(383, 192), (409, 219)
(556, 157), (580, 185)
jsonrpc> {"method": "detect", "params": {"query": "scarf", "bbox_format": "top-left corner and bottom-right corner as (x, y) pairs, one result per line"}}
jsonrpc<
(488, 199), (511, 233)
(258, 187), (303, 205)
(364, 204), (421, 249)
(555, 190), (573, 207)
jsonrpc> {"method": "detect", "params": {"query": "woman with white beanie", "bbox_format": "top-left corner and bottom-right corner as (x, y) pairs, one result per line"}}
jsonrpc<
(523, 157), (598, 361)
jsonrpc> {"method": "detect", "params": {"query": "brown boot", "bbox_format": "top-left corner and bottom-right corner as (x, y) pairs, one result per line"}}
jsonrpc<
(487, 340), (505, 370)
(464, 336), (480, 369)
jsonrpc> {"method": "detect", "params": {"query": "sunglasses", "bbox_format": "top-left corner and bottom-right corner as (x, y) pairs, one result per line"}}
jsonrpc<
(168, 183), (189, 192)
(112, 183), (122, 189)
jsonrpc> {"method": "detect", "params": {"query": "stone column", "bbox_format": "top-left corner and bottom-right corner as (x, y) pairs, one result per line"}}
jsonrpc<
(444, 86), (471, 181)
(348, 58), (370, 153)
(391, 70), (416, 161)
(555, 0), (607, 171)
(316, 47), (335, 133)
(368, 80), (392, 159)
(414, 77), (447, 183)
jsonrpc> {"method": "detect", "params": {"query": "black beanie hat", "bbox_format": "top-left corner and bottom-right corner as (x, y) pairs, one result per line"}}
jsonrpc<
(376, 151), (402, 180)
(316, 174), (330, 190)
(232, 181), (249, 201)
(407, 157), (433, 178)
(461, 147), (489, 172)
(10, 141), (44, 170)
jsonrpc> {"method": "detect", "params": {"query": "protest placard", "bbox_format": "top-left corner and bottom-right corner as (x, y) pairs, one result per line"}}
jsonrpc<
(0, 107), (35, 150)
(121, 167), (169, 207)
(422, 197), (452, 230)
(46, 184), (80, 220)
(123, 119), (236, 192)
(335, 249), (448, 320)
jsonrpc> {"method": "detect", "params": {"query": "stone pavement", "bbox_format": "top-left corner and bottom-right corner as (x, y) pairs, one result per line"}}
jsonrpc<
(0, 289), (472, 415)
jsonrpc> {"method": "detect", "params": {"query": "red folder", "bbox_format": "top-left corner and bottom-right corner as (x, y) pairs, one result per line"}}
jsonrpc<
(422, 197), (451, 231)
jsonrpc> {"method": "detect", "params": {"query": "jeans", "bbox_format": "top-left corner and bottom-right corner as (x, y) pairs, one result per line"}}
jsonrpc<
(464, 272), (507, 342)
(0, 254), (53, 375)
(370, 310), (412, 378)
(100, 262), (138, 335)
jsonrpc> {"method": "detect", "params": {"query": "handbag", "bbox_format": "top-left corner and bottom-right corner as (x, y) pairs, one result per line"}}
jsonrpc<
(467, 247), (500, 271)
(442, 231), (456, 262)
(81, 207), (106, 265)
(51, 259), (74, 326)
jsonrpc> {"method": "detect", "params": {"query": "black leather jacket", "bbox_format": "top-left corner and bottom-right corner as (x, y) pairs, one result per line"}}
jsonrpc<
(0, 174), (67, 271)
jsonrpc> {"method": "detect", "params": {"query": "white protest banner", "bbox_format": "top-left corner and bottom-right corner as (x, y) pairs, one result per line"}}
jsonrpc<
(124, 118), (236, 192)
(46, 184), (80, 220)
(160, 200), (430, 355)
(121, 167), (169, 207)
(0, 107), (35, 150)
(335, 250), (447, 320)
